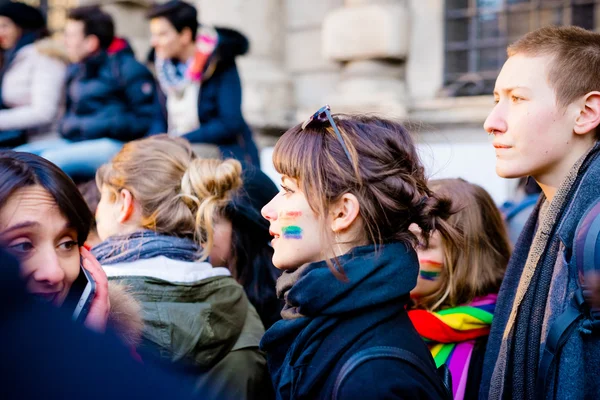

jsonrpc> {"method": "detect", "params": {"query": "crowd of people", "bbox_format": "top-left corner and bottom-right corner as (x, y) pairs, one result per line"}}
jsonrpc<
(0, 0), (258, 177)
(1, 1), (600, 399)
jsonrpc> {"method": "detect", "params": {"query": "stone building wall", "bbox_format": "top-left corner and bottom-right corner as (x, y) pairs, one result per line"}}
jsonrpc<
(86, 0), (513, 201)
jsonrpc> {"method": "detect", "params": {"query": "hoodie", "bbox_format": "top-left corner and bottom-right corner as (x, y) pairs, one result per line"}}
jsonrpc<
(261, 243), (448, 399)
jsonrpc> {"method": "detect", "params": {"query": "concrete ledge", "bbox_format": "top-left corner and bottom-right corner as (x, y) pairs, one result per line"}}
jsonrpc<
(409, 95), (494, 126)
(322, 3), (409, 61)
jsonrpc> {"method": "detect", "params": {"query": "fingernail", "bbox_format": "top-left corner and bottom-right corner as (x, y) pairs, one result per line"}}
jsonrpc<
(83, 243), (91, 251)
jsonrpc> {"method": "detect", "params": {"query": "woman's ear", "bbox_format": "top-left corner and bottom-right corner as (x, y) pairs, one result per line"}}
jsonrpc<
(118, 189), (135, 224)
(330, 193), (360, 233)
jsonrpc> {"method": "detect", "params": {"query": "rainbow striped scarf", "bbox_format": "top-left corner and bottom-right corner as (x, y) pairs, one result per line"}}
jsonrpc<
(408, 294), (496, 400)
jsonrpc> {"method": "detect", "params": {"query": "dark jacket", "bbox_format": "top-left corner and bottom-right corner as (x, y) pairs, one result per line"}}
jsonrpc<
(0, 248), (196, 400)
(480, 145), (600, 399)
(60, 40), (155, 142)
(261, 243), (447, 399)
(149, 28), (260, 166)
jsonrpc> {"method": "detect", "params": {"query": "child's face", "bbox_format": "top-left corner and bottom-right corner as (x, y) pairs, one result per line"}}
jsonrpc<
(484, 54), (586, 185)
(261, 177), (326, 271)
(409, 225), (444, 299)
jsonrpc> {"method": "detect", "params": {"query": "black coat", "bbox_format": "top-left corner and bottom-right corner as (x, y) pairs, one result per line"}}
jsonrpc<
(261, 243), (448, 399)
(60, 43), (155, 142)
(149, 28), (260, 166)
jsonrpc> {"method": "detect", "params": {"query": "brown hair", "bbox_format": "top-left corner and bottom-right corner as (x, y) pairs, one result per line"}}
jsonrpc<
(508, 26), (600, 112)
(96, 135), (242, 260)
(414, 179), (511, 311)
(273, 114), (458, 277)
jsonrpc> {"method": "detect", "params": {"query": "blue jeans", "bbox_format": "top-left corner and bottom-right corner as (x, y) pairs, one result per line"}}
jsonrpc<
(15, 138), (123, 177)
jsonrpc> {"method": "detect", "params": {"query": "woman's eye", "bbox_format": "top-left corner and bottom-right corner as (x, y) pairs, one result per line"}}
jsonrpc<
(58, 240), (78, 251)
(8, 241), (33, 253)
(280, 185), (294, 195)
(511, 95), (524, 103)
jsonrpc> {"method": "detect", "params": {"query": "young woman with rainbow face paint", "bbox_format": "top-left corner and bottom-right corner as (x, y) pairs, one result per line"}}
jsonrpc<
(408, 178), (511, 400)
(260, 109), (457, 399)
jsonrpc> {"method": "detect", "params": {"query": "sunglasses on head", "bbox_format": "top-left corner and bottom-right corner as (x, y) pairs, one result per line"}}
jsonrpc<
(301, 105), (354, 166)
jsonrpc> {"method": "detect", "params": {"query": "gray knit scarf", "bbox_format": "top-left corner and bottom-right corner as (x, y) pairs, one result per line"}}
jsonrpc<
(489, 146), (594, 399)
(275, 264), (310, 320)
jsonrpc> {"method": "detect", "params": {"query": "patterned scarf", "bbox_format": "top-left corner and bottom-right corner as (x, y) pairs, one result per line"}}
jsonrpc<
(92, 230), (201, 265)
(408, 294), (496, 400)
(155, 26), (218, 94)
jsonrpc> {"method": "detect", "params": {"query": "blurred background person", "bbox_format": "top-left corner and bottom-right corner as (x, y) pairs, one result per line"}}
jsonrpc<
(211, 167), (282, 329)
(0, 2), (67, 148)
(147, 0), (259, 166)
(499, 177), (542, 245)
(15, 6), (155, 180)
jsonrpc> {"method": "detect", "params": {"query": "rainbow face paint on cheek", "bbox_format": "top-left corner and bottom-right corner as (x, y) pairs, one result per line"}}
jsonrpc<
(280, 211), (302, 220)
(419, 270), (441, 281)
(282, 226), (303, 239)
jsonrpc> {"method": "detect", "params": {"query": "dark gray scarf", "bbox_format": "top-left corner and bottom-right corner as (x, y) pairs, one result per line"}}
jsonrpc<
(92, 230), (201, 265)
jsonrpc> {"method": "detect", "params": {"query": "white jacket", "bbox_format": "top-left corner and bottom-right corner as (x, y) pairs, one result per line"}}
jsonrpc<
(0, 38), (67, 132)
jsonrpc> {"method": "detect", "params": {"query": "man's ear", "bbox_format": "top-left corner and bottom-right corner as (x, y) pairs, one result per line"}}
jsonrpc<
(181, 27), (194, 44)
(118, 189), (135, 224)
(330, 193), (360, 233)
(574, 91), (600, 136)
(85, 35), (101, 55)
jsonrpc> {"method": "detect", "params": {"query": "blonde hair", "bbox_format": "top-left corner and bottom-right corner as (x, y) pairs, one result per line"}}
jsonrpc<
(96, 135), (242, 260)
(414, 179), (511, 311)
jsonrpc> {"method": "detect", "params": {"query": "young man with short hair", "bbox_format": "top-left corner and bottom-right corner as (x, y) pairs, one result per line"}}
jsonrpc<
(17, 6), (155, 178)
(481, 26), (600, 399)
(146, 0), (259, 166)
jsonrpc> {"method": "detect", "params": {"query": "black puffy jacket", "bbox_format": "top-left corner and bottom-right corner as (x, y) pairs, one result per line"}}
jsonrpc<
(60, 40), (155, 142)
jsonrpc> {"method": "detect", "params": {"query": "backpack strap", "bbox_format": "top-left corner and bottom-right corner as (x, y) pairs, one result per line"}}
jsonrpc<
(504, 194), (540, 222)
(332, 346), (451, 400)
(536, 199), (600, 399)
(536, 291), (586, 399)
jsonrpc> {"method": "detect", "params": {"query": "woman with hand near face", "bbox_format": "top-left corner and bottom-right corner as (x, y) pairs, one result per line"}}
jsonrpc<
(259, 110), (456, 399)
(0, 151), (142, 346)
(408, 179), (511, 400)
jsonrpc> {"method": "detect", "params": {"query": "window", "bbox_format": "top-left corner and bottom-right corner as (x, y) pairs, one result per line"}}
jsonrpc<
(17, 0), (77, 33)
(444, 0), (600, 96)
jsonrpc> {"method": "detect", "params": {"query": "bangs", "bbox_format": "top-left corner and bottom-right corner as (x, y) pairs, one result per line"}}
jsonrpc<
(272, 123), (326, 182)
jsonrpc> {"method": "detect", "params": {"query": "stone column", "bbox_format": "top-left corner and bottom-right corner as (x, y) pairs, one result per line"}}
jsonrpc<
(284, 0), (343, 120)
(322, 0), (409, 118)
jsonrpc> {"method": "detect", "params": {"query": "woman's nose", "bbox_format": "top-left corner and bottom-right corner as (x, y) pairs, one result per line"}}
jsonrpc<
(261, 199), (278, 221)
(31, 251), (66, 286)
